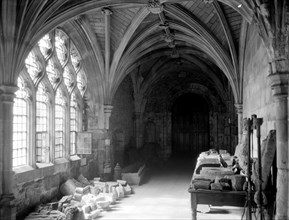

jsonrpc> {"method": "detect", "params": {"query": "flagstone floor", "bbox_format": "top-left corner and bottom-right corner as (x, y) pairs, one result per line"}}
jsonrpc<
(98, 157), (245, 220)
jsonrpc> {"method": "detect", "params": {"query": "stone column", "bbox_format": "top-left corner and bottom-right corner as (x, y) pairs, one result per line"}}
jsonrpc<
(104, 105), (113, 130)
(102, 7), (112, 78)
(0, 85), (18, 220)
(102, 9), (113, 171)
(268, 73), (289, 220)
(234, 103), (243, 144)
(133, 112), (142, 149)
(103, 105), (113, 180)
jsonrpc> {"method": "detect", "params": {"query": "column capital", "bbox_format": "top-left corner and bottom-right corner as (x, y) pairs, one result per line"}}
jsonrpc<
(235, 103), (243, 144)
(0, 85), (18, 102)
(133, 111), (141, 120)
(101, 7), (112, 15)
(234, 103), (243, 114)
(267, 72), (289, 97)
(104, 104), (113, 130)
(104, 104), (113, 114)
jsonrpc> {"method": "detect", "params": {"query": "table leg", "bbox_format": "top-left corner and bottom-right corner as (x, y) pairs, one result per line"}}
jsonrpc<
(192, 208), (197, 220)
(191, 193), (197, 220)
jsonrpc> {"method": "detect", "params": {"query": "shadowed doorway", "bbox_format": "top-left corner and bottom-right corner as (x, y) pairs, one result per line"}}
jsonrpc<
(172, 93), (209, 157)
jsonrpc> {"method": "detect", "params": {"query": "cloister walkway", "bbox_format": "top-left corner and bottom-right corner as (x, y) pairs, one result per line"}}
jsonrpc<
(99, 157), (244, 220)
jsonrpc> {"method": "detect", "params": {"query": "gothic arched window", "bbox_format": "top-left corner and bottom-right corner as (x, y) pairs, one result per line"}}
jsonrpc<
(13, 28), (87, 168)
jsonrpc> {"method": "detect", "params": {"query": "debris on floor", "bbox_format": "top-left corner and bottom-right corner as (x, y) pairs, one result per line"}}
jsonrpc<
(24, 175), (133, 220)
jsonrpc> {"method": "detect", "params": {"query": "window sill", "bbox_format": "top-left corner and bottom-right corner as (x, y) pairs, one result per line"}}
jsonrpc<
(13, 165), (34, 174)
(70, 155), (81, 161)
(55, 158), (69, 165)
(35, 162), (54, 169)
(14, 164), (53, 183)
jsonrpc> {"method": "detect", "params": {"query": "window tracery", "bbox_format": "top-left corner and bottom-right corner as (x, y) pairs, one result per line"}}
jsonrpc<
(38, 34), (53, 59)
(46, 60), (61, 87)
(63, 66), (76, 90)
(70, 44), (81, 72)
(77, 71), (87, 95)
(13, 28), (87, 167)
(25, 51), (42, 81)
(55, 30), (69, 66)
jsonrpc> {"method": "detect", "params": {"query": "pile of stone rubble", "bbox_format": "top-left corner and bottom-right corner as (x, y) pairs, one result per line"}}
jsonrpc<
(24, 175), (132, 220)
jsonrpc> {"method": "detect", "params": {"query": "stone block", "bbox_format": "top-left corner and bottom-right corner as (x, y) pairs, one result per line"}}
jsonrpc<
(96, 200), (110, 210)
(60, 179), (77, 196)
(88, 209), (101, 219)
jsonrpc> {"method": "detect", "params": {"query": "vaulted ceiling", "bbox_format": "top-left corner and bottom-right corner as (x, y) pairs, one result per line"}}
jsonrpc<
(4, 0), (255, 107)
(78, 0), (252, 106)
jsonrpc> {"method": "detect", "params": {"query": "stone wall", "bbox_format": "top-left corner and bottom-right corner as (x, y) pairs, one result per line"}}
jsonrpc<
(14, 160), (73, 217)
(143, 112), (172, 160)
(242, 23), (276, 156)
(14, 147), (101, 219)
(110, 76), (135, 167)
(142, 110), (237, 157)
(13, 152), (101, 218)
(144, 89), (237, 156)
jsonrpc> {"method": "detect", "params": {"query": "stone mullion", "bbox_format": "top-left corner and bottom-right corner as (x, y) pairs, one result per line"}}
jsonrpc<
(102, 7), (112, 97)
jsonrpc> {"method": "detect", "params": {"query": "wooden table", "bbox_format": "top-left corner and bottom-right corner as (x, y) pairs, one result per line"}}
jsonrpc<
(188, 188), (247, 220)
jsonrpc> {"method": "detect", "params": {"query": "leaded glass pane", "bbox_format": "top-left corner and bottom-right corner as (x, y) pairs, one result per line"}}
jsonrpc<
(13, 95), (28, 167)
(55, 90), (64, 159)
(36, 83), (49, 163)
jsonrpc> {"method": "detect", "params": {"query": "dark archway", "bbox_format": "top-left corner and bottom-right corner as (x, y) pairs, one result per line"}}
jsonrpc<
(172, 93), (210, 157)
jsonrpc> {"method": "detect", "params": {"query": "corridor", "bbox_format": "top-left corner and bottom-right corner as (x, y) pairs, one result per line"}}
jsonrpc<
(98, 157), (245, 220)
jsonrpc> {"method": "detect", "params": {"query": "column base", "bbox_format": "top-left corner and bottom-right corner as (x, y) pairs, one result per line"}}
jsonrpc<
(103, 163), (112, 181)
(275, 215), (288, 220)
(276, 168), (289, 220)
(0, 194), (16, 220)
